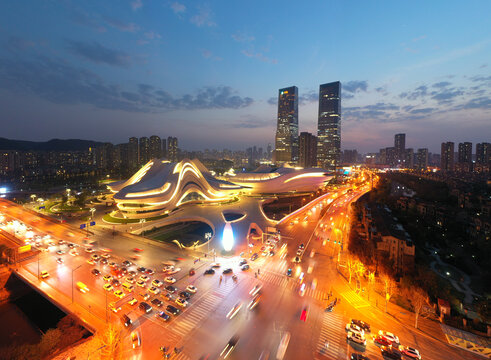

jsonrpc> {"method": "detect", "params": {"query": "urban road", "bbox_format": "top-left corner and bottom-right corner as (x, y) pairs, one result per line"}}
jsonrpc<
(0, 188), (481, 360)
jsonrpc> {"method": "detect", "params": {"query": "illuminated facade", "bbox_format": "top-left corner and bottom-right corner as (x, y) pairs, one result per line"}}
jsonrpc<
(317, 81), (341, 170)
(274, 86), (299, 164)
(109, 159), (332, 219)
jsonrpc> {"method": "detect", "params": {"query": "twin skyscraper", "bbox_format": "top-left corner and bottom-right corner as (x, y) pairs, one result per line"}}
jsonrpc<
(274, 82), (341, 170)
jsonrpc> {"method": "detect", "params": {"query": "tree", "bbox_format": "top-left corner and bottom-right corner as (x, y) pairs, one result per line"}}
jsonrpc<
(407, 287), (428, 329)
(381, 273), (397, 313)
(346, 254), (357, 284)
(100, 324), (123, 360)
(39, 328), (62, 356)
(475, 297), (491, 336)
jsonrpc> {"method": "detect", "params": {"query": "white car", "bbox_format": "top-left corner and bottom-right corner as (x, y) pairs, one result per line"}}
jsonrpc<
(401, 346), (421, 359)
(164, 277), (176, 284)
(346, 323), (364, 336)
(226, 302), (242, 319)
(378, 330), (399, 344)
(163, 265), (174, 272)
(167, 268), (181, 275)
(186, 285), (197, 293)
(347, 331), (366, 346)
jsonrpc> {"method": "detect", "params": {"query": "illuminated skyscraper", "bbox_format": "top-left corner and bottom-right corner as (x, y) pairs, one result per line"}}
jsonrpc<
(274, 86), (298, 164)
(139, 137), (150, 165)
(299, 132), (317, 168)
(167, 136), (178, 162)
(317, 81), (341, 170)
(128, 137), (139, 169)
(394, 133), (406, 165)
(149, 135), (162, 159)
(441, 142), (454, 171)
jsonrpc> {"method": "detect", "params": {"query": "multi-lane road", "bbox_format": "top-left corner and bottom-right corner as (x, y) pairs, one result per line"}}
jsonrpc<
(0, 184), (482, 359)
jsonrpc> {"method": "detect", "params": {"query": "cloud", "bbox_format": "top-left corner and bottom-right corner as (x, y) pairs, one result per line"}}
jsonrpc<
(103, 16), (139, 32)
(202, 50), (222, 61)
(460, 96), (491, 110)
(170, 2), (186, 14)
(299, 90), (318, 105)
(144, 31), (161, 39)
(410, 107), (435, 114)
(131, 0), (143, 11)
(432, 81), (451, 88)
(480, 64), (488, 68)
(5, 36), (35, 52)
(66, 40), (132, 67)
(70, 9), (106, 32)
(342, 80), (368, 99)
(430, 88), (464, 105)
(241, 50), (277, 64)
(267, 97), (276, 106)
(233, 116), (271, 129)
(412, 35), (427, 42)
(190, 7), (216, 27)
(399, 85), (428, 100)
(231, 32), (255, 43)
(0, 57), (254, 113)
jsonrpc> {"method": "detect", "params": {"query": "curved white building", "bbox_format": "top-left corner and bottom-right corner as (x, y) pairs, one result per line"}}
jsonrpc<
(108, 159), (332, 219)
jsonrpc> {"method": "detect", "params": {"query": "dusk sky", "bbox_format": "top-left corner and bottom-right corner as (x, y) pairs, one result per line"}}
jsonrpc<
(1, 1), (490, 153)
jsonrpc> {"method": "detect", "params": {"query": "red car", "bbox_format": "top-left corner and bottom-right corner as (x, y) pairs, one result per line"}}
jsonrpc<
(300, 307), (308, 322)
(374, 336), (390, 347)
(133, 248), (143, 252)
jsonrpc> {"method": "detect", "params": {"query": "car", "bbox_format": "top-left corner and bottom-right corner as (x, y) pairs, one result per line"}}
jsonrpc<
(141, 292), (151, 301)
(350, 354), (370, 360)
(56, 250), (65, 255)
(186, 285), (197, 293)
(87, 259), (95, 265)
(204, 269), (215, 275)
(114, 290), (125, 298)
(211, 262), (221, 268)
(100, 258), (108, 265)
(401, 346), (421, 359)
(149, 286), (160, 295)
(136, 280), (146, 288)
(239, 259), (247, 266)
(131, 331), (141, 349)
(250, 253), (258, 261)
(156, 311), (170, 321)
(85, 247), (94, 253)
(151, 298), (163, 307)
(101, 253), (110, 259)
(103, 275), (113, 282)
(109, 261), (117, 268)
(374, 336), (391, 347)
(164, 277), (176, 284)
(249, 284), (262, 296)
(129, 298), (138, 306)
(378, 331), (399, 344)
(300, 307), (308, 321)
(293, 256), (301, 263)
(226, 302), (243, 319)
(91, 269), (101, 276)
(189, 268), (196, 276)
(262, 250), (269, 257)
(122, 260), (132, 267)
(139, 302), (152, 313)
(347, 331), (367, 346)
(137, 266), (146, 272)
(167, 268), (181, 275)
(351, 319), (371, 332)
(241, 264), (250, 271)
(120, 267), (128, 275)
(56, 258), (64, 264)
(220, 336), (239, 358)
(121, 314), (132, 327)
(179, 291), (191, 300)
(69, 250), (79, 256)
(299, 243), (305, 249)
(152, 279), (164, 287)
(165, 285), (177, 293)
(162, 293), (173, 301)
(380, 346), (402, 360)
(247, 294), (261, 310)
(133, 247), (144, 252)
(269, 251), (275, 257)
(139, 274), (150, 282)
(91, 254), (100, 261)
(145, 268), (155, 275)
(296, 249), (303, 256)
(163, 265), (175, 272)
(67, 243), (75, 249)
(222, 268), (233, 274)
(175, 298), (188, 307)
(125, 276), (135, 284)
(128, 270), (137, 277)
(103, 283), (113, 292)
(346, 323), (364, 336)
(112, 279), (121, 287)
(286, 268), (292, 277)
(40, 270), (49, 279)
(166, 305), (180, 315)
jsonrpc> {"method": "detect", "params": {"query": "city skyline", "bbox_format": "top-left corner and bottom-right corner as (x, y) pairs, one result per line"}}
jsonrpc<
(0, 1), (490, 153)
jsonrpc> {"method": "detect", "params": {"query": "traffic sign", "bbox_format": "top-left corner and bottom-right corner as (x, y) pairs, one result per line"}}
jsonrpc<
(80, 224), (86, 229)
(90, 221), (96, 226)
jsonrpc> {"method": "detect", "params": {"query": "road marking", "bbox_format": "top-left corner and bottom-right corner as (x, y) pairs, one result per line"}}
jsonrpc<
(316, 312), (346, 358)
(341, 291), (370, 309)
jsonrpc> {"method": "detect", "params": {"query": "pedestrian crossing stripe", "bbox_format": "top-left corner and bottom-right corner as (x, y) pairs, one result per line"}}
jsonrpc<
(341, 290), (370, 308)
(316, 313), (345, 358)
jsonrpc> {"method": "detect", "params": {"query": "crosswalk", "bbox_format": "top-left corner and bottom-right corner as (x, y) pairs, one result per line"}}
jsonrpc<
(172, 280), (237, 337)
(341, 290), (370, 309)
(316, 312), (346, 359)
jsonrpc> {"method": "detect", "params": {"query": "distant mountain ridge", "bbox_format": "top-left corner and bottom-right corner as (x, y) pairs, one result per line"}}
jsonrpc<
(0, 138), (105, 151)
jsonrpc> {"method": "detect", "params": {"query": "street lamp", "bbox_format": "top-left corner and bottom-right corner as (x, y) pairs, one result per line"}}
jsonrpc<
(90, 208), (96, 219)
(205, 232), (212, 255)
(71, 264), (84, 303)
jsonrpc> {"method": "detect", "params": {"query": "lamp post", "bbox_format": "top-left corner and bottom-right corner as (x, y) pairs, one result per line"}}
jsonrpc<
(205, 232), (212, 255)
(71, 264), (83, 303)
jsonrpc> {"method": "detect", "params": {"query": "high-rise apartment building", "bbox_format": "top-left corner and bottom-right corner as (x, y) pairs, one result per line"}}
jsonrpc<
(458, 142), (472, 164)
(405, 148), (414, 168)
(394, 133), (406, 166)
(167, 137), (178, 162)
(317, 81), (341, 170)
(162, 138), (167, 159)
(128, 137), (139, 169)
(274, 86), (299, 164)
(299, 132), (317, 168)
(149, 135), (162, 159)
(441, 142), (455, 171)
(476, 142), (490, 165)
(416, 148), (428, 170)
(139, 137), (150, 165)
(342, 149), (358, 164)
